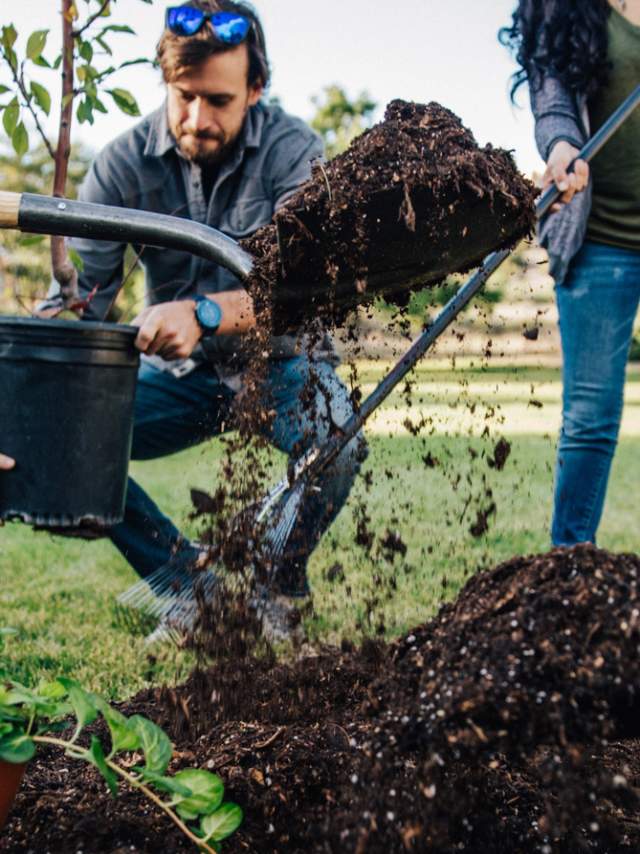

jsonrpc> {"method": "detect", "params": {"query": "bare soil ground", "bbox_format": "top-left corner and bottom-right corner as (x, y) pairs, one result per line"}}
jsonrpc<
(4, 545), (640, 853)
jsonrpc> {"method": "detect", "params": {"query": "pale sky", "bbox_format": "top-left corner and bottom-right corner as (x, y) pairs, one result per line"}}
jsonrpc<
(1, 0), (543, 174)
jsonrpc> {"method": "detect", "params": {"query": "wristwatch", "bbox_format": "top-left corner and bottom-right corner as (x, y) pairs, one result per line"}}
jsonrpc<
(194, 295), (222, 338)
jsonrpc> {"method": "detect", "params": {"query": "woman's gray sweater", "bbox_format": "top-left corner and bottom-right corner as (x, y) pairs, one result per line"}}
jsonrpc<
(530, 75), (592, 283)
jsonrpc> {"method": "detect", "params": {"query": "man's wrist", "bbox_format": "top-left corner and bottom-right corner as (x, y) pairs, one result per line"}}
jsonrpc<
(193, 294), (223, 337)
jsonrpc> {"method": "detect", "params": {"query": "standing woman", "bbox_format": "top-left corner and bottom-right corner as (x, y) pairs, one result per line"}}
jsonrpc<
(501, 0), (640, 546)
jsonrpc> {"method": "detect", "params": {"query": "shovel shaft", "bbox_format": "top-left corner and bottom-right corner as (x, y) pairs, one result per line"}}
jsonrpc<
(0, 190), (254, 282)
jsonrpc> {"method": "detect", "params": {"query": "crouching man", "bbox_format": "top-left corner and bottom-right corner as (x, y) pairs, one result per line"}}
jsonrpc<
(46, 1), (365, 641)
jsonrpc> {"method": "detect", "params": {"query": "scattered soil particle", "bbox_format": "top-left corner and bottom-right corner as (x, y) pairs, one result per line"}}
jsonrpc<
(6, 545), (640, 853)
(487, 437), (512, 471)
(243, 100), (537, 332)
(469, 498), (497, 537)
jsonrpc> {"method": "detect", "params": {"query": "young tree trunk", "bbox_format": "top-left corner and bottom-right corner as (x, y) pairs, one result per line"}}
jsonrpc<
(51, 0), (78, 306)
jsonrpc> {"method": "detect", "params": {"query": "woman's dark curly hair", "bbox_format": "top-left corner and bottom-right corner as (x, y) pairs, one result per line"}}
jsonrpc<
(499, 0), (612, 101)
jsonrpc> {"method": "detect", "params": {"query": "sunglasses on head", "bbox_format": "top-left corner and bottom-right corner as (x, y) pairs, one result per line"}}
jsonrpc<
(165, 5), (252, 43)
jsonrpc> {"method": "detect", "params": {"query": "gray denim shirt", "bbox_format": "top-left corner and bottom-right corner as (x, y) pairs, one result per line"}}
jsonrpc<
(67, 100), (325, 366)
(530, 75), (592, 284)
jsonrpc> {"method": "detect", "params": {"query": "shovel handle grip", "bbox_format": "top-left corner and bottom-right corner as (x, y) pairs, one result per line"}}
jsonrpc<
(0, 191), (20, 228)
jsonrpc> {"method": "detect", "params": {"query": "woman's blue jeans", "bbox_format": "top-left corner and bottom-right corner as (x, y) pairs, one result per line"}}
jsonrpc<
(553, 240), (640, 546)
(109, 355), (365, 595)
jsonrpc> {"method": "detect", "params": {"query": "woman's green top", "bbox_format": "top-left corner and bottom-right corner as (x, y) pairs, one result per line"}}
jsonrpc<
(586, 7), (640, 250)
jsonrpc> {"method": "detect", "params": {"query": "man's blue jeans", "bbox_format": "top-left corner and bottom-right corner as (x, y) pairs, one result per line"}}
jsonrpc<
(553, 240), (640, 546)
(109, 355), (365, 595)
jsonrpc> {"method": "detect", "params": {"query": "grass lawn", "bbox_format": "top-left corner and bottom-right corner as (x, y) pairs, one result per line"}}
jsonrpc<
(2, 361), (640, 699)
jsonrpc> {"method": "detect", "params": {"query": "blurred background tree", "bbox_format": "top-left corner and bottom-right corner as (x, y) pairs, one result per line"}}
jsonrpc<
(310, 84), (376, 158)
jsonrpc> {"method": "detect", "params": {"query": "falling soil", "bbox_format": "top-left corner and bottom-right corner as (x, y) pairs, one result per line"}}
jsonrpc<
(6, 545), (640, 853)
(243, 100), (537, 333)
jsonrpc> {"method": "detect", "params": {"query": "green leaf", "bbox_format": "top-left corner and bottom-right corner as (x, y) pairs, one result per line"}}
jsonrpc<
(37, 680), (67, 701)
(0, 85), (10, 95)
(30, 81), (51, 116)
(79, 41), (93, 63)
(172, 769), (224, 818)
(0, 733), (36, 764)
(32, 55), (51, 69)
(93, 96), (108, 114)
(93, 699), (140, 754)
(26, 30), (48, 61)
(107, 87), (140, 117)
(95, 36), (112, 56)
(133, 767), (192, 797)
(3, 97), (19, 137)
(129, 715), (172, 775)
(18, 235), (46, 247)
(11, 122), (29, 157)
(118, 57), (151, 71)
(1, 25), (18, 50)
(57, 677), (98, 734)
(100, 24), (135, 35)
(76, 97), (94, 125)
(67, 247), (85, 273)
(201, 803), (244, 843)
(87, 735), (118, 796)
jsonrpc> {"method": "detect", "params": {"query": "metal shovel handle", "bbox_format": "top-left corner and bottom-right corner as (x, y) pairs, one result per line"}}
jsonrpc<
(0, 190), (254, 282)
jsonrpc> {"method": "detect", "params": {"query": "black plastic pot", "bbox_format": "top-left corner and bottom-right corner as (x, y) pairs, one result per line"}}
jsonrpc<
(0, 317), (139, 529)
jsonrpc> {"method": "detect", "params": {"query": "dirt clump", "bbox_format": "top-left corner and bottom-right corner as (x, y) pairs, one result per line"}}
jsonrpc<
(5, 545), (640, 853)
(244, 100), (537, 333)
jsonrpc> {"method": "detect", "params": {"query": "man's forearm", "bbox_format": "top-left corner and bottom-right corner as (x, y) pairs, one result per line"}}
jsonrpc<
(206, 289), (256, 335)
(132, 288), (258, 359)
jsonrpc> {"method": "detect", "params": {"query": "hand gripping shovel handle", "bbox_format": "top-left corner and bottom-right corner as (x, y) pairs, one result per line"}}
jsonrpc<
(0, 191), (254, 282)
(301, 82), (640, 482)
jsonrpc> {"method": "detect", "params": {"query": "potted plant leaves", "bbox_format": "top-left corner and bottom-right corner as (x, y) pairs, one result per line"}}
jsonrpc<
(0, 630), (242, 851)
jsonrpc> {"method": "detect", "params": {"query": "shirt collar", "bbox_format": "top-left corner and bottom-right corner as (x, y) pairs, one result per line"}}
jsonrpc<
(143, 100), (266, 159)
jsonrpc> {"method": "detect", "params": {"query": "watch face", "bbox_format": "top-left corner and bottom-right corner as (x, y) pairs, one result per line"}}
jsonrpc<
(196, 298), (222, 332)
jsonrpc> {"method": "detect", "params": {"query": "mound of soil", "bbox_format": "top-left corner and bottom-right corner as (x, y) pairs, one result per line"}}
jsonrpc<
(243, 100), (537, 333)
(4, 545), (640, 853)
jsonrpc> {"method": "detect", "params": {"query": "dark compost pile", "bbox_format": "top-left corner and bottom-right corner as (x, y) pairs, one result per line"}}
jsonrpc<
(243, 100), (537, 332)
(5, 545), (640, 853)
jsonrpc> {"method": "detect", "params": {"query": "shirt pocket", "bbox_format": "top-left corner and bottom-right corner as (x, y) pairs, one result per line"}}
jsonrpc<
(222, 196), (274, 239)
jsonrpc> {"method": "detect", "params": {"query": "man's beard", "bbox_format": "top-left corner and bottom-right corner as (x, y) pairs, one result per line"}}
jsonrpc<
(175, 129), (238, 167)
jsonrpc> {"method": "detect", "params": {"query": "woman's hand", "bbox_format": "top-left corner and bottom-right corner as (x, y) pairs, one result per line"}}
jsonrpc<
(0, 453), (15, 470)
(544, 141), (590, 212)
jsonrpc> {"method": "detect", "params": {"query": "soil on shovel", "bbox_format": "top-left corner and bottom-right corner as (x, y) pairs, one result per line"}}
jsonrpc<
(5, 544), (640, 853)
(243, 100), (537, 333)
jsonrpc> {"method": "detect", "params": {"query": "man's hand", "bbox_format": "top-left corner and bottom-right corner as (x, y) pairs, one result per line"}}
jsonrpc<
(544, 141), (590, 213)
(133, 291), (257, 359)
(0, 453), (15, 471)
(133, 300), (201, 360)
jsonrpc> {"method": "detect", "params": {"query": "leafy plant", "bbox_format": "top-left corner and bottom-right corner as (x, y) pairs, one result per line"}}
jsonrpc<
(0, 0), (153, 307)
(0, 630), (241, 852)
(310, 84), (377, 158)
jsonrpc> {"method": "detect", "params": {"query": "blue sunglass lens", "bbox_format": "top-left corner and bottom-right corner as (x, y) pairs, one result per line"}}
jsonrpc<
(166, 7), (205, 36)
(211, 12), (251, 44)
